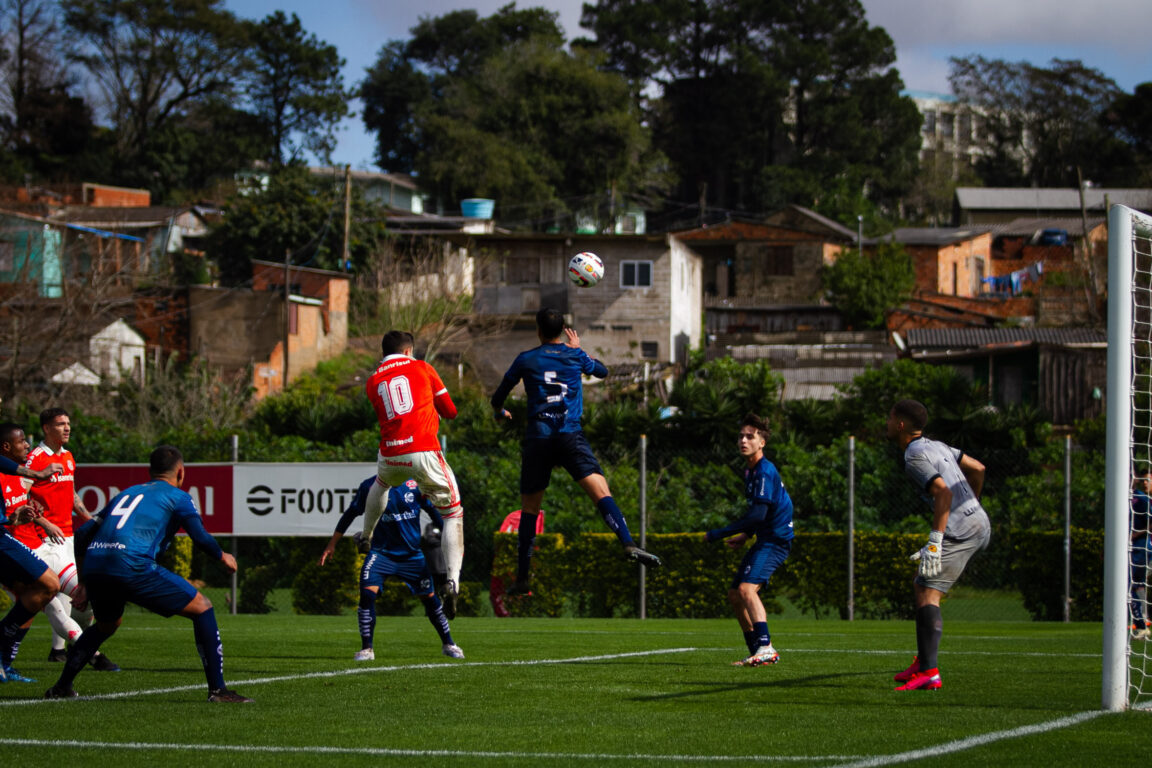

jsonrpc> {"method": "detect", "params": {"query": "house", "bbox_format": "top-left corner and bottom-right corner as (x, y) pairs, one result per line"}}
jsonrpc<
(177, 260), (350, 399)
(870, 226), (993, 298)
(50, 205), (214, 281)
(680, 207), (855, 340)
(898, 326), (1107, 426)
(954, 187), (1152, 225)
(464, 232), (701, 386)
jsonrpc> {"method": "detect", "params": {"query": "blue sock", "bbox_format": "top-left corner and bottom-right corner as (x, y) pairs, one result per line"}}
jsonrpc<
(753, 622), (770, 649)
(1, 626), (29, 668)
(56, 624), (112, 690)
(423, 595), (454, 646)
(0, 602), (36, 669)
(517, 512), (538, 581)
(358, 589), (377, 650)
(742, 630), (758, 655)
(191, 608), (226, 691)
(596, 497), (634, 546)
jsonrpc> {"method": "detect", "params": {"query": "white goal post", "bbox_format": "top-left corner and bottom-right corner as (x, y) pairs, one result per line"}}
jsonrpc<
(1104, 203), (1152, 710)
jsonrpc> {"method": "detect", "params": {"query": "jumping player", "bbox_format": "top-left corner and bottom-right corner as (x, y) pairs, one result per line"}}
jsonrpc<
(324, 477), (462, 661)
(704, 413), (794, 667)
(361, 331), (465, 619)
(44, 445), (251, 702)
(491, 307), (661, 595)
(0, 449), (64, 684)
(17, 408), (118, 670)
(887, 399), (991, 691)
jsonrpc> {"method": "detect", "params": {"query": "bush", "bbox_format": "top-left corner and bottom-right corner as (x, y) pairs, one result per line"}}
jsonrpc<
(292, 539), (361, 614)
(238, 564), (278, 614)
(1012, 529), (1104, 621)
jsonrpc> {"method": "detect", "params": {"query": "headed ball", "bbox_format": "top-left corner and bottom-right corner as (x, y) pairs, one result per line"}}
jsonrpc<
(568, 252), (604, 288)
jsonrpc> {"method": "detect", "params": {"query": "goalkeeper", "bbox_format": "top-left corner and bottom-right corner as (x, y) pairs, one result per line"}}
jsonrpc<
(887, 400), (991, 691)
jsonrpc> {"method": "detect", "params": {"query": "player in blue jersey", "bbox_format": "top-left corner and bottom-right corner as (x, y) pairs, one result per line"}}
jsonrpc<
(887, 399), (991, 692)
(704, 413), (794, 667)
(320, 477), (463, 660)
(0, 448), (64, 684)
(43, 445), (252, 702)
(491, 307), (661, 595)
(1130, 468), (1152, 641)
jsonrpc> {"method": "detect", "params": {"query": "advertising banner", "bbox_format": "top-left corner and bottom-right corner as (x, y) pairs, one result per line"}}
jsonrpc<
(77, 463), (377, 536)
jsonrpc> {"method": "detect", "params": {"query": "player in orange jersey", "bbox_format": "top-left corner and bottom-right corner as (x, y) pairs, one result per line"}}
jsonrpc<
(18, 408), (118, 670)
(361, 331), (465, 618)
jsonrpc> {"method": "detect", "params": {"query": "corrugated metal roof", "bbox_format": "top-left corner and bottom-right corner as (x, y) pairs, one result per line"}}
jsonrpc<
(955, 187), (1152, 212)
(905, 327), (1105, 348)
(867, 226), (992, 246)
(985, 217), (1105, 237)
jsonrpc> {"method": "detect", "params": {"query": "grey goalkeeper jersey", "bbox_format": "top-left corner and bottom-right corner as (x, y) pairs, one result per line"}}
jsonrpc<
(903, 436), (988, 541)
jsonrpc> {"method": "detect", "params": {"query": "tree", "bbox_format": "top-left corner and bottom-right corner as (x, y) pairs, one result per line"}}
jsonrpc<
(0, 0), (104, 181)
(361, 6), (660, 226)
(822, 240), (915, 330)
(417, 39), (657, 223)
(208, 165), (385, 286)
(949, 56), (1136, 187)
(360, 4), (565, 175)
(582, 0), (921, 215)
(1104, 82), (1152, 185)
(61, 0), (249, 185)
(244, 10), (349, 166)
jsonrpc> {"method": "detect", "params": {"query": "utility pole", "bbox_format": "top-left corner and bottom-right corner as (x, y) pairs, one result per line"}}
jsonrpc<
(283, 248), (290, 390)
(343, 164), (352, 271)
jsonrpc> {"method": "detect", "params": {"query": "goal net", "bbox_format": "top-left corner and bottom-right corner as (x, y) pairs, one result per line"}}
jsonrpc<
(1105, 203), (1152, 710)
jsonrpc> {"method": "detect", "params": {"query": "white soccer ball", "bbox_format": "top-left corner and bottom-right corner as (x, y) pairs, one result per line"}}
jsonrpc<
(568, 252), (604, 288)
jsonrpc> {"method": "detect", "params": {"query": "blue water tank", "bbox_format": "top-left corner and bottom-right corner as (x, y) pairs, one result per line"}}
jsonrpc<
(461, 198), (495, 218)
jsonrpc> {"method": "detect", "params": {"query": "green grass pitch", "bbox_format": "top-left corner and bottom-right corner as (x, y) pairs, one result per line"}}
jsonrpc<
(1, 613), (1145, 767)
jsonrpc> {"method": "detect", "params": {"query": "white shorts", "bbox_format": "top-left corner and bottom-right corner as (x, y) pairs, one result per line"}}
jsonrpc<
(35, 535), (81, 599)
(376, 450), (462, 517)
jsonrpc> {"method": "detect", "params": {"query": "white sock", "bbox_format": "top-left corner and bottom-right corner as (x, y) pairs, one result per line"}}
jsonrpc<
(42, 594), (82, 647)
(442, 515), (464, 586)
(361, 480), (388, 539)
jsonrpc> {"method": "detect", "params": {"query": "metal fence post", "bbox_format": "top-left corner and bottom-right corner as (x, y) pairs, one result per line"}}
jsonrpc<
(231, 433), (239, 615)
(1064, 434), (1072, 623)
(639, 433), (648, 620)
(847, 435), (856, 622)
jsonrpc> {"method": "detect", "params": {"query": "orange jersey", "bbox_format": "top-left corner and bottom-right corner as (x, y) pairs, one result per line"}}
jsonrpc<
(366, 355), (457, 456)
(1, 471), (38, 546)
(25, 443), (76, 537)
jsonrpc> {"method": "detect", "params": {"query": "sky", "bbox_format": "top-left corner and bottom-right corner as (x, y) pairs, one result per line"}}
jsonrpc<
(223, 0), (1152, 170)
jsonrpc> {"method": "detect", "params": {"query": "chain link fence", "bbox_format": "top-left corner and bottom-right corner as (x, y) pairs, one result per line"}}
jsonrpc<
(249, 426), (1102, 621)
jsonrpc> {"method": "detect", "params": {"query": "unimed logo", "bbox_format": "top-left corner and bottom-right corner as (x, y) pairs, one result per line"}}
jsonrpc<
(245, 485), (359, 517)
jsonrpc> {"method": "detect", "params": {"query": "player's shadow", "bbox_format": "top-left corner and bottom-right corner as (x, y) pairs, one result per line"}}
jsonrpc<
(629, 671), (874, 702)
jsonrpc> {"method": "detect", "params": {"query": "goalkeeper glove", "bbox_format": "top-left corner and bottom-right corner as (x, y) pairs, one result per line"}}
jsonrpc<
(910, 530), (944, 578)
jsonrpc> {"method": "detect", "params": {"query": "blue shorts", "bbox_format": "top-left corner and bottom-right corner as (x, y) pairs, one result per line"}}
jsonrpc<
(84, 565), (199, 620)
(520, 432), (604, 494)
(731, 540), (791, 589)
(0, 531), (49, 588)
(360, 551), (433, 596)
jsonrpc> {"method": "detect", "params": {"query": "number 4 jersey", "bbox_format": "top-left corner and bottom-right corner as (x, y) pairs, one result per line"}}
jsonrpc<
(367, 354), (458, 457)
(82, 480), (222, 575)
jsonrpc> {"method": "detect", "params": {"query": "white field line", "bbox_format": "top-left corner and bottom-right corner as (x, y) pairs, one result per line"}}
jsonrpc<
(823, 710), (1109, 768)
(0, 647), (712, 707)
(0, 737), (855, 763)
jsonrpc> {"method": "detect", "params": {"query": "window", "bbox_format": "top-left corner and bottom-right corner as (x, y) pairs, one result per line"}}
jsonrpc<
(620, 260), (652, 288)
(922, 110), (936, 135)
(762, 246), (794, 276)
(0, 241), (12, 272)
(641, 341), (658, 359)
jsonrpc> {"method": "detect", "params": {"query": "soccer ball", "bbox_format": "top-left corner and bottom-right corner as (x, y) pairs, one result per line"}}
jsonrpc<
(568, 252), (604, 287)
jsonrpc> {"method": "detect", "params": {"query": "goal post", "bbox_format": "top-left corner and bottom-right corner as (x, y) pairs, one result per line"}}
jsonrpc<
(1104, 203), (1152, 710)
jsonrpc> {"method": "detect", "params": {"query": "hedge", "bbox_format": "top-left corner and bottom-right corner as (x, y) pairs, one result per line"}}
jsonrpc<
(485, 529), (1108, 621)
